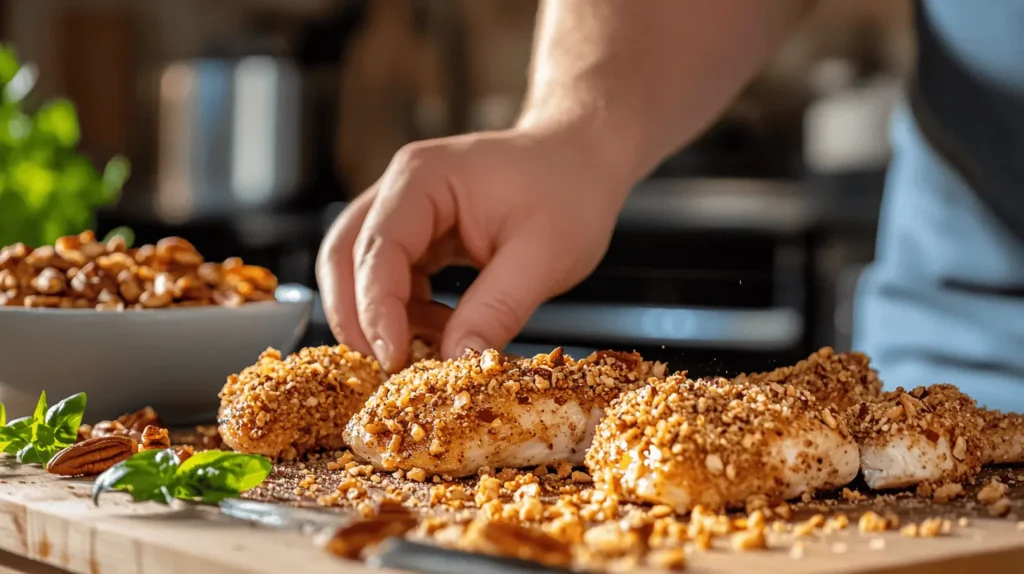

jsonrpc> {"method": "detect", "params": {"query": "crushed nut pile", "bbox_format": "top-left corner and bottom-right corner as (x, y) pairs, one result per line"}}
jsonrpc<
(245, 455), (1022, 572)
(0, 231), (278, 309)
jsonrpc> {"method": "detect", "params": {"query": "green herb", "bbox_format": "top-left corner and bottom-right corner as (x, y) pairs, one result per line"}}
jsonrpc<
(93, 449), (272, 506)
(0, 390), (87, 464)
(0, 45), (131, 247)
(102, 225), (135, 248)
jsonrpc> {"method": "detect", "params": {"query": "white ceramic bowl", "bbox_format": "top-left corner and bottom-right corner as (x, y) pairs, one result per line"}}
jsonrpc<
(0, 284), (313, 424)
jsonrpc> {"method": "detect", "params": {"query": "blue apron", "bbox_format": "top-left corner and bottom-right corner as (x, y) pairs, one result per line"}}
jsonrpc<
(854, 0), (1024, 410)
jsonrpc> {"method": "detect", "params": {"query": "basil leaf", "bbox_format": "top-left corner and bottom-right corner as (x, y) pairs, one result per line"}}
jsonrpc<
(91, 464), (131, 504)
(175, 449), (232, 472)
(0, 402), (6, 426)
(0, 416), (33, 453)
(93, 449), (269, 506)
(31, 391), (46, 432)
(93, 449), (181, 505)
(15, 443), (40, 464)
(176, 451), (271, 503)
(177, 450), (271, 492)
(1, 416), (31, 439)
(27, 423), (64, 465)
(43, 392), (86, 446)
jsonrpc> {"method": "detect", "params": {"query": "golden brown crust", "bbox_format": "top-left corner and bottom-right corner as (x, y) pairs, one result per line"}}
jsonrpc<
(586, 374), (854, 512)
(847, 384), (985, 484)
(218, 345), (384, 460)
(980, 409), (1024, 465)
(344, 348), (665, 476)
(735, 347), (882, 411)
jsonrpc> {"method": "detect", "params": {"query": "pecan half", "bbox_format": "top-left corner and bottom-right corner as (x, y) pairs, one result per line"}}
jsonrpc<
(45, 436), (137, 476)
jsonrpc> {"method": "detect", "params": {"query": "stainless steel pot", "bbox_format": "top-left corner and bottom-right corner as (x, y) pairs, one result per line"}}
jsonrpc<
(154, 56), (302, 221)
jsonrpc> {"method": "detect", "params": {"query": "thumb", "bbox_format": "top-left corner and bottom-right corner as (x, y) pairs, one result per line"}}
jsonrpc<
(441, 235), (563, 358)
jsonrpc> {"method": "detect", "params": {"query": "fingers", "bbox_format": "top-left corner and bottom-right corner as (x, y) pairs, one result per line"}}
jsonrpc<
(409, 271), (451, 345)
(353, 146), (458, 372)
(315, 188), (378, 356)
(441, 234), (561, 359)
(408, 299), (454, 344)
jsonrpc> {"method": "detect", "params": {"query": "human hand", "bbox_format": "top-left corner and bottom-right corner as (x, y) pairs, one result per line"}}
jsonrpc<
(316, 125), (632, 372)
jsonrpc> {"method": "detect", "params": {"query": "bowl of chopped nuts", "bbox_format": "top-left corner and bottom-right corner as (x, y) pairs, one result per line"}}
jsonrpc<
(0, 232), (314, 423)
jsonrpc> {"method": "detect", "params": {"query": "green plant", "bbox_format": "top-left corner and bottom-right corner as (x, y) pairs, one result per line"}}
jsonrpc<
(0, 390), (87, 464)
(93, 448), (273, 505)
(0, 45), (130, 247)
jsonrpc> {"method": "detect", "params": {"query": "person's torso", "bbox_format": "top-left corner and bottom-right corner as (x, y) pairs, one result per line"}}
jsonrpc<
(911, 0), (1024, 241)
(924, 0), (1024, 94)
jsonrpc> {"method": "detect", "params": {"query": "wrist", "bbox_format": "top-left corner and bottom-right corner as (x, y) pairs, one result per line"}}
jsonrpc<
(514, 104), (647, 201)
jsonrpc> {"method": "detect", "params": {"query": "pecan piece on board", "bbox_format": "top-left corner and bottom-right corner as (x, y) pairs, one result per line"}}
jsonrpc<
(45, 436), (137, 476)
(139, 425), (171, 451)
(118, 406), (162, 432)
(460, 519), (573, 568)
(320, 500), (418, 559)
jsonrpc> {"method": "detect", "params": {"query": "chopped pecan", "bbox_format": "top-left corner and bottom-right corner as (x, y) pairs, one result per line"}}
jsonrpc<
(118, 406), (162, 432)
(195, 424), (224, 450)
(459, 520), (573, 568)
(45, 436), (137, 476)
(140, 426), (171, 451)
(90, 420), (129, 438)
(174, 445), (195, 463)
(320, 501), (418, 559)
(591, 350), (640, 370)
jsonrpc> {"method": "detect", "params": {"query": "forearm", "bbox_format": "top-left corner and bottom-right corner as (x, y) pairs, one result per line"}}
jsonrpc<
(517, 0), (814, 186)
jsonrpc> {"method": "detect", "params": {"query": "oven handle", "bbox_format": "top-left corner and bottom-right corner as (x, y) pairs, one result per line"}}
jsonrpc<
(311, 292), (802, 351)
(433, 295), (802, 351)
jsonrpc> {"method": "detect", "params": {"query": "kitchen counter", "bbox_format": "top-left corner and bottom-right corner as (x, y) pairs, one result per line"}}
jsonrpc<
(3, 462), (1024, 574)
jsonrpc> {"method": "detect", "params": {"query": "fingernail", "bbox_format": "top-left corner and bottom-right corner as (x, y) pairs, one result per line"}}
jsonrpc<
(372, 339), (392, 368)
(456, 336), (488, 355)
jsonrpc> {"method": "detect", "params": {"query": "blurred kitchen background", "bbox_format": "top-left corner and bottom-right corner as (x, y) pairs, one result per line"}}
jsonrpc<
(0, 0), (912, 375)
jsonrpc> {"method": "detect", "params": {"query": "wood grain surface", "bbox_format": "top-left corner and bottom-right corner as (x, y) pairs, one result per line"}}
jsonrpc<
(1, 461), (1024, 574)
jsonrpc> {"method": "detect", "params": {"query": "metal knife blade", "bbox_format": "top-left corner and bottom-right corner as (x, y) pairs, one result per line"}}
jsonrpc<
(218, 498), (346, 533)
(219, 499), (573, 574)
(369, 538), (573, 574)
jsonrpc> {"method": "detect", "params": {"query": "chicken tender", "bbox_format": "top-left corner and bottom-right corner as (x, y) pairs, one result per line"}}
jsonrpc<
(735, 347), (882, 411)
(218, 345), (384, 460)
(847, 384), (985, 490)
(344, 347), (665, 477)
(586, 375), (859, 513)
(980, 409), (1024, 465)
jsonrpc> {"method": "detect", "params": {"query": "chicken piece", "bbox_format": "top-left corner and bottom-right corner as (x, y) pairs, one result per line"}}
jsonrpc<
(980, 409), (1024, 465)
(344, 347), (666, 477)
(847, 384), (985, 490)
(218, 345), (384, 460)
(734, 347), (882, 411)
(586, 375), (859, 513)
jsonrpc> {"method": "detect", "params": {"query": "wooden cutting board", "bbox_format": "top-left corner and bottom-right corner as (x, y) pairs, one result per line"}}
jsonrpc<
(1, 462), (1024, 574)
